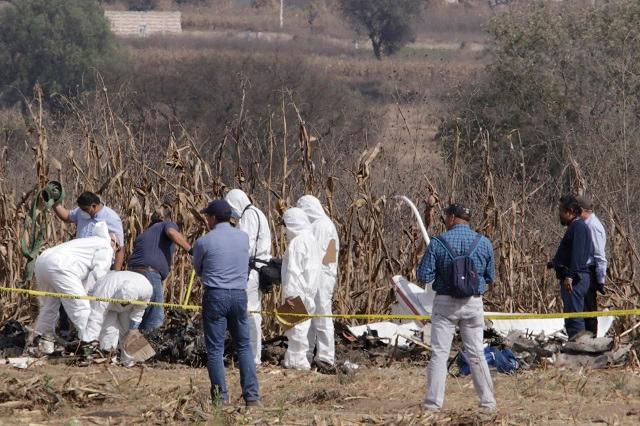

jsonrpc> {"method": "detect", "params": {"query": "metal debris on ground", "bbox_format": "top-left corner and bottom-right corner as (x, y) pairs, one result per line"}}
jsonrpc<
(142, 310), (207, 367)
(0, 320), (27, 358)
(503, 330), (631, 370)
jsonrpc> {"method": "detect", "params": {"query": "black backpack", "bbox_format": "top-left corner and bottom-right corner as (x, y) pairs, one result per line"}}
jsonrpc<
(435, 234), (483, 298)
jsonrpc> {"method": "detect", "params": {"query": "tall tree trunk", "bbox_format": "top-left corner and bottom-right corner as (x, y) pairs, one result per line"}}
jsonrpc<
(371, 38), (382, 60)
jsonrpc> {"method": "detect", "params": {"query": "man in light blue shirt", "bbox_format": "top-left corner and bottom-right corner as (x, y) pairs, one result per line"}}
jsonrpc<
(53, 191), (125, 270)
(576, 195), (607, 336)
(417, 203), (496, 412)
(193, 199), (260, 408)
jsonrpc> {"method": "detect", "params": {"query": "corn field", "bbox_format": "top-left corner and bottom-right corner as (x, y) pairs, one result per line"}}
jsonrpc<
(0, 85), (639, 338)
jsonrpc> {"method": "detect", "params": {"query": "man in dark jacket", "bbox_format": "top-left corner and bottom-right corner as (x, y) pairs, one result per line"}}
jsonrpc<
(128, 206), (192, 330)
(550, 195), (593, 339)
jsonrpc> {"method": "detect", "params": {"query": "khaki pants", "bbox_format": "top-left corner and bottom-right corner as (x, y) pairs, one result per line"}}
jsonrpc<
(424, 295), (496, 411)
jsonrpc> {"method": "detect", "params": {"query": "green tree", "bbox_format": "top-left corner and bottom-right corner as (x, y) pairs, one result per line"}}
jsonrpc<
(127, 0), (158, 11)
(0, 0), (118, 106)
(339, 0), (422, 60)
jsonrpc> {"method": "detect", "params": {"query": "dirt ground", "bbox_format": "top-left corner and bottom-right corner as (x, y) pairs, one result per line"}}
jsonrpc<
(1, 361), (639, 425)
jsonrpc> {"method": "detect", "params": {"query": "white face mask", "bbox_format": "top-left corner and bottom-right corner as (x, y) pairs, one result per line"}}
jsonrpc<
(78, 210), (92, 220)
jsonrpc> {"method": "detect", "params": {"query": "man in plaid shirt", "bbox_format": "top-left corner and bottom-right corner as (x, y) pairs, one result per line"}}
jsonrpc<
(417, 203), (496, 412)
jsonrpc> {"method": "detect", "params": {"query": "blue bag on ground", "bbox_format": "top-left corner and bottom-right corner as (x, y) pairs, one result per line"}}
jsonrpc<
(457, 346), (518, 375)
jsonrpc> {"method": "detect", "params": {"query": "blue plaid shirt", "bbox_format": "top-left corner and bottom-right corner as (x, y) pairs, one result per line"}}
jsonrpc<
(417, 224), (495, 295)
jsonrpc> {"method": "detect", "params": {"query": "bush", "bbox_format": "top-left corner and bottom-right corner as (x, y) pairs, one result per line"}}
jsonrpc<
(441, 0), (640, 218)
(339, 0), (422, 59)
(127, 0), (158, 11)
(117, 50), (376, 161)
(0, 0), (119, 106)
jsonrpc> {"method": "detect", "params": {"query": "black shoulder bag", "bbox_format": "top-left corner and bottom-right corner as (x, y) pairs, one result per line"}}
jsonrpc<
(245, 206), (282, 293)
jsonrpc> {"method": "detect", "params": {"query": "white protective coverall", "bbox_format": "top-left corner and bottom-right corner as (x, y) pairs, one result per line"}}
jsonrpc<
(281, 208), (322, 370)
(34, 221), (114, 339)
(225, 189), (272, 366)
(84, 271), (153, 351)
(296, 195), (340, 365)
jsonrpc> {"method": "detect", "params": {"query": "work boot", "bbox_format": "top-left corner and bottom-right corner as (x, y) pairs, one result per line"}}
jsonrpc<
(314, 360), (337, 375)
(76, 340), (101, 359)
(245, 400), (263, 408)
(422, 403), (440, 413)
(570, 330), (595, 341)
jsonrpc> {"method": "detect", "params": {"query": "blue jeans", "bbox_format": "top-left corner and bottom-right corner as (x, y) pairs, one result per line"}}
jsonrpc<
(560, 272), (590, 339)
(138, 271), (164, 331)
(202, 288), (259, 403)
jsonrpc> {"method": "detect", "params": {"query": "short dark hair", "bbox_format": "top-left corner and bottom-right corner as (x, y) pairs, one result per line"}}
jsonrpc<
(150, 206), (172, 225)
(559, 195), (580, 215)
(77, 191), (100, 207)
(575, 194), (594, 211)
(214, 215), (231, 223)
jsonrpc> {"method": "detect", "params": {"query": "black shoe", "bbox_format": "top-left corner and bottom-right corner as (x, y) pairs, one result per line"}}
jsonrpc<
(77, 340), (102, 358)
(314, 360), (337, 375)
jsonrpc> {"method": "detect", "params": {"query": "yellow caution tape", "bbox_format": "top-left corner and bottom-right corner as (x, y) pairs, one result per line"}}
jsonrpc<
(1, 286), (638, 322)
(0, 286), (201, 312)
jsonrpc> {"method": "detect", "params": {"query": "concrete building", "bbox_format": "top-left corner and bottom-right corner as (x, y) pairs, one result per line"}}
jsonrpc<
(104, 11), (181, 37)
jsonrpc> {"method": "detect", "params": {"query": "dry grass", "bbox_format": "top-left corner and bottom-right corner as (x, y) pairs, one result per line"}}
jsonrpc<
(1, 363), (639, 424)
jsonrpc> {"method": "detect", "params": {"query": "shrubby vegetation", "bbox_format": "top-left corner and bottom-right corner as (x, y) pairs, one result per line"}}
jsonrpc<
(0, 0), (119, 106)
(127, 0), (158, 11)
(441, 0), (640, 217)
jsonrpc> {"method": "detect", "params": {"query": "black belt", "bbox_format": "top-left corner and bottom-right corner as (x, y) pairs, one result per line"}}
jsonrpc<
(130, 266), (159, 274)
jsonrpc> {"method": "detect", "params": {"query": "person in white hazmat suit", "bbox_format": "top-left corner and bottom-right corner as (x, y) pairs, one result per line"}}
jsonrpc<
(83, 271), (153, 357)
(34, 221), (115, 344)
(281, 208), (322, 370)
(225, 189), (272, 366)
(296, 195), (339, 367)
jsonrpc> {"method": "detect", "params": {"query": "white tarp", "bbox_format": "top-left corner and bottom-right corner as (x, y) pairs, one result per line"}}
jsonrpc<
(487, 313), (615, 339)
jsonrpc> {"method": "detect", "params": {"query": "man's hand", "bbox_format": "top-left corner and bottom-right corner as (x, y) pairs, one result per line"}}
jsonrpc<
(285, 297), (296, 308)
(114, 247), (125, 271)
(52, 203), (72, 223)
(563, 277), (573, 292)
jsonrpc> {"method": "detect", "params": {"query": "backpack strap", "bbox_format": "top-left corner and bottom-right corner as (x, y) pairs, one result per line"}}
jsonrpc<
(241, 204), (261, 261)
(466, 234), (483, 257)
(434, 236), (456, 260)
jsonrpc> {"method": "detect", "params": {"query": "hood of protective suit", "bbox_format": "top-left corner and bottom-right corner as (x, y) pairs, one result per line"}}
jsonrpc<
(296, 195), (327, 223)
(283, 207), (311, 240)
(91, 221), (111, 241)
(225, 189), (251, 218)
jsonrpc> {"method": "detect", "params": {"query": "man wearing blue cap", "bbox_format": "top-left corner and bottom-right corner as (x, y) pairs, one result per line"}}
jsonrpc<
(192, 199), (260, 407)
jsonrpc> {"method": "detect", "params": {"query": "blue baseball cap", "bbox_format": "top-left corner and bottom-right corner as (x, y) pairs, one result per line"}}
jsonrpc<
(200, 199), (233, 218)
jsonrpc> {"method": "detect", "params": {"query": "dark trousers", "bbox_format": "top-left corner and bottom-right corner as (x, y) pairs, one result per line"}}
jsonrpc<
(584, 267), (598, 336)
(560, 272), (590, 339)
(138, 271), (164, 331)
(202, 288), (259, 404)
(58, 306), (72, 338)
